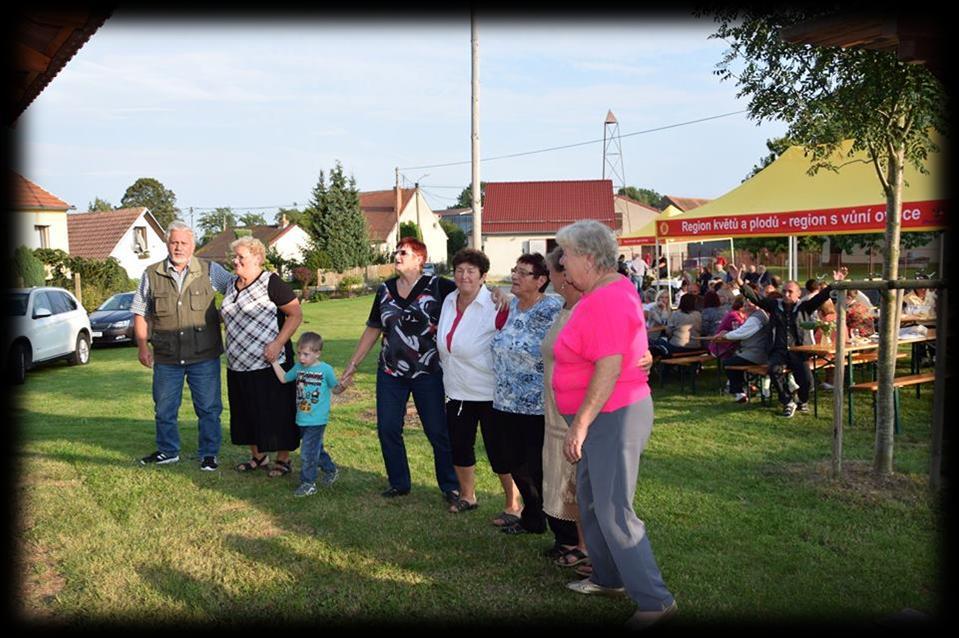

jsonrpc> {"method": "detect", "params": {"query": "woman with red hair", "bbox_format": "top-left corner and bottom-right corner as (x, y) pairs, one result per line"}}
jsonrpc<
(342, 237), (460, 505)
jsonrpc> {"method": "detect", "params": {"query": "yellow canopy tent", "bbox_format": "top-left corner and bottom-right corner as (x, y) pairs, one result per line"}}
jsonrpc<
(656, 137), (947, 243)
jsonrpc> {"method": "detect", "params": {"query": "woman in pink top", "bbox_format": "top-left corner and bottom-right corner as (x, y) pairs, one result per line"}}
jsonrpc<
(552, 220), (676, 630)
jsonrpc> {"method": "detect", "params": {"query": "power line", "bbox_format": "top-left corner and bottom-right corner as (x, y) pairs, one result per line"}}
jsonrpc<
(399, 110), (748, 171)
(185, 203), (300, 213)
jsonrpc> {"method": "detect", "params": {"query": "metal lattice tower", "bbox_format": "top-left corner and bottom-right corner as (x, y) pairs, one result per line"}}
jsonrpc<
(603, 110), (625, 194)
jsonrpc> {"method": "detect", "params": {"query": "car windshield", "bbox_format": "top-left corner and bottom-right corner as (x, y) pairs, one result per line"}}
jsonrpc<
(97, 293), (134, 311)
(7, 293), (29, 316)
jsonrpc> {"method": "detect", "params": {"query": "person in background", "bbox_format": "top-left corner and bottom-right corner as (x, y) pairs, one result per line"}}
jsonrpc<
(650, 293), (702, 357)
(645, 290), (672, 339)
(629, 252), (649, 292)
(756, 264), (771, 287)
(845, 290), (876, 339)
(743, 264), (760, 285)
(341, 237), (460, 504)
(700, 290), (725, 337)
(271, 331), (348, 497)
(707, 296), (747, 362)
(731, 265), (840, 418)
(698, 264), (713, 294)
(657, 256), (669, 280)
(553, 220), (676, 629)
(713, 298), (772, 403)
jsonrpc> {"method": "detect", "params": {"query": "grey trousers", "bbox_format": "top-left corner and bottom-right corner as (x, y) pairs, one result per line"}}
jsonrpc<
(566, 397), (674, 611)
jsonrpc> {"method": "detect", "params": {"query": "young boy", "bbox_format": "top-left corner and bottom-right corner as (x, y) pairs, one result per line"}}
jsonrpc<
(272, 332), (347, 497)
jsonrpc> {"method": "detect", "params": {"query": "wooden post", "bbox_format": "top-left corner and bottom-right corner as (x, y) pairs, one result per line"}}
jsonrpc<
(930, 287), (947, 489)
(832, 291), (847, 479)
(73, 272), (82, 305)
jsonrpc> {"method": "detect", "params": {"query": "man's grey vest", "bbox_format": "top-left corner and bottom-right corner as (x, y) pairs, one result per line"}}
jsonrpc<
(145, 257), (223, 365)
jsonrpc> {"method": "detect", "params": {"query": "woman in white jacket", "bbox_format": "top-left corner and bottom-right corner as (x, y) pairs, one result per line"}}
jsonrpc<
(437, 248), (521, 519)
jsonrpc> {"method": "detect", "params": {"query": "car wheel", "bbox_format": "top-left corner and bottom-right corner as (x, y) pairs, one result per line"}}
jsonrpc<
(8, 342), (29, 385)
(70, 332), (91, 365)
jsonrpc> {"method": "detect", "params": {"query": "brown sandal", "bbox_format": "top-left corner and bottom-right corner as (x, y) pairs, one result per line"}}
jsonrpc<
(267, 459), (292, 478)
(235, 454), (269, 472)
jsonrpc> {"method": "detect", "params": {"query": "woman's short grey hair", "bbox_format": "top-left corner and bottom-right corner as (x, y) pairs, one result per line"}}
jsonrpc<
(554, 220), (618, 272)
(229, 235), (267, 263)
(165, 220), (194, 242)
(545, 246), (565, 273)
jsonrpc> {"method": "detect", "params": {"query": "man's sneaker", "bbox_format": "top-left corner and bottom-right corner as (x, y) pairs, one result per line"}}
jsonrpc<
(200, 456), (219, 471)
(733, 392), (748, 403)
(140, 451), (179, 465)
(797, 402), (810, 414)
(294, 482), (317, 497)
(781, 402), (797, 418)
(321, 468), (339, 486)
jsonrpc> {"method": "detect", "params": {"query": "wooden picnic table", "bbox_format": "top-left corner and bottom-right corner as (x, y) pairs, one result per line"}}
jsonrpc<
(790, 330), (936, 421)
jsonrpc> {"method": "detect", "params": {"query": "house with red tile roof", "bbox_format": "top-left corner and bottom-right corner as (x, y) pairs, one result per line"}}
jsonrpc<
(659, 195), (711, 212)
(67, 207), (166, 279)
(359, 187), (448, 264)
(195, 220), (311, 276)
(12, 171), (73, 255)
(481, 179), (616, 277)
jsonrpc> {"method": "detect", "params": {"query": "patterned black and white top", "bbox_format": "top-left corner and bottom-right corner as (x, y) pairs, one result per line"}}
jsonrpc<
(366, 275), (456, 379)
(220, 271), (296, 372)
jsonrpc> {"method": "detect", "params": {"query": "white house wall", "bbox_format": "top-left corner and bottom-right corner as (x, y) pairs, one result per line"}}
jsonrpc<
(615, 198), (659, 236)
(13, 210), (70, 254)
(399, 191), (449, 264)
(483, 234), (553, 279)
(109, 211), (167, 280)
(272, 226), (311, 263)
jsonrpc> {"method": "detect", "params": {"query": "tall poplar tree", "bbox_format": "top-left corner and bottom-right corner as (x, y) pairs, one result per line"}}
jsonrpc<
(303, 162), (370, 272)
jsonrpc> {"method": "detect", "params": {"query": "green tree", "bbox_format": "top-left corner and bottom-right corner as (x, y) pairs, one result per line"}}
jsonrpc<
(239, 212), (267, 227)
(617, 186), (663, 209)
(197, 208), (237, 246)
(120, 178), (179, 229)
(273, 207), (306, 227)
(743, 136), (795, 181)
(302, 162), (370, 272)
(399, 221), (422, 240)
(707, 8), (946, 476)
(12, 245), (46, 287)
(87, 197), (114, 212)
(455, 182), (486, 208)
(440, 220), (467, 264)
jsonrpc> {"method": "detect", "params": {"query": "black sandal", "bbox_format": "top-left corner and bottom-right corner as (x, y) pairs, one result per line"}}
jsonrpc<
(449, 498), (479, 513)
(235, 454), (269, 472)
(267, 459), (292, 478)
(555, 548), (590, 567)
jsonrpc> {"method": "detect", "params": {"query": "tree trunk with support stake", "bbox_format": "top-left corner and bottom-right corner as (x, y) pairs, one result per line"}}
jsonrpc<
(874, 137), (905, 476)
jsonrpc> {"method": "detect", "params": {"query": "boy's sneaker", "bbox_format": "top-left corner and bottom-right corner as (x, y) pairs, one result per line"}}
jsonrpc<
(781, 402), (797, 418)
(733, 392), (748, 403)
(321, 468), (339, 486)
(294, 482), (317, 497)
(200, 456), (218, 471)
(797, 402), (810, 414)
(140, 451), (179, 465)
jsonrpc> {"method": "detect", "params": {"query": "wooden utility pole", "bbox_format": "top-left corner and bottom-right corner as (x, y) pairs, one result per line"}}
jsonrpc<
(470, 11), (482, 251)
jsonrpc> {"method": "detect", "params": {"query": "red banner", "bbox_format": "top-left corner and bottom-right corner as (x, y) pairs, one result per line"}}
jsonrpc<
(618, 235), (656, 246)
(657, 199), (947, 240)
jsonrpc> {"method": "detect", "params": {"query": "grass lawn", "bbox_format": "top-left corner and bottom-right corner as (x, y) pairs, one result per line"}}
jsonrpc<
(14, 294), (943, 627)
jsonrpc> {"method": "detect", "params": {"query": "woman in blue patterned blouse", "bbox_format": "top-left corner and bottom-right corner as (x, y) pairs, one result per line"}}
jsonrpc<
(489, 253), (563, 536)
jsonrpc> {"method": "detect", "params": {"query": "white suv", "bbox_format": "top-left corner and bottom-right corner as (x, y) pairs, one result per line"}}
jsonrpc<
(6, 287), (92, 384)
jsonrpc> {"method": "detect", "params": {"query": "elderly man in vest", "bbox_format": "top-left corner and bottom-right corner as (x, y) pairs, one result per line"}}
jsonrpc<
(132, 220), (232, 470)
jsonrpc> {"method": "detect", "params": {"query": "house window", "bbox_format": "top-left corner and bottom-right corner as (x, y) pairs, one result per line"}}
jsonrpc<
(134, 226), (148, 254)
(35, 225), (51, 249)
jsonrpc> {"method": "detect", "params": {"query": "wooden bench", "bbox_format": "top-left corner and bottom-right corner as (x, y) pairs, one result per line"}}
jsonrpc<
(723, 363), (770, 405)
(849, 373), (937, 434)
(656, 351), (713, 393)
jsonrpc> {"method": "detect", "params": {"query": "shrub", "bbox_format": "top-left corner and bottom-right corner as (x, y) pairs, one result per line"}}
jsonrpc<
(12, 245), (46, 287)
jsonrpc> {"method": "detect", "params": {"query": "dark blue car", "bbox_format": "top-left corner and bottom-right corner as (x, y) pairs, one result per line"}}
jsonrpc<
(88, 292), (136, 346)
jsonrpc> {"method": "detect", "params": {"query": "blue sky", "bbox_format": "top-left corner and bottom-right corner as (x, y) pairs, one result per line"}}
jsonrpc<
(17, 13), (787, 224)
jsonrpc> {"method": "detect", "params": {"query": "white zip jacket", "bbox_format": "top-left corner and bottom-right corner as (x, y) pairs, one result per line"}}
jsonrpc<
(437, 286), (499, 401)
